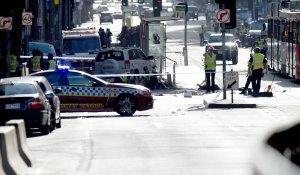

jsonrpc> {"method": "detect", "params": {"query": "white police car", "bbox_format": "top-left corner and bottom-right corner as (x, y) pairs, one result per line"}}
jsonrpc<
(29, 66), (153, 116)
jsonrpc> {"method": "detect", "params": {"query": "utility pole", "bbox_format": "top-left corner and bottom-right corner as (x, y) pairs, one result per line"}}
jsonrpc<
(183, 0), (188, 66)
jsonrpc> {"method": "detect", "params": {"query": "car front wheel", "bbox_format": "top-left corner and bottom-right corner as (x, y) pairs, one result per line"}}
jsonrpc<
(115, 95), (137, 116)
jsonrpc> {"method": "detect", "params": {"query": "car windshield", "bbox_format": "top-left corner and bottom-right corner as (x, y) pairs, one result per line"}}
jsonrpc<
(63, 37), (101, 53)
(0, 84), (36, 96)
(208, 35), (235, 43)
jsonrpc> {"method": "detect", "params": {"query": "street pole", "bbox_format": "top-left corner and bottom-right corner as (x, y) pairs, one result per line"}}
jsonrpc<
(184, 0), (188, 66)
(221, 4), (226, 99)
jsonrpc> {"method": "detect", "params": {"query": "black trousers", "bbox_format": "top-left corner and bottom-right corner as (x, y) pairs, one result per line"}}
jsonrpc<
(251, 68), (263, 93)
(205, 70), (215, 92)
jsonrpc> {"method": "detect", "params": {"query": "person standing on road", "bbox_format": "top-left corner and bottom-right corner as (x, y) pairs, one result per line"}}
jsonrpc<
(198, 25), (206, 46)
(27, 49), (43, 73)
(106, 28), (112, 48)
(9, 53), (17, 77)
(203, 46), (216, 93)
(249, 47), (268, 93)
(45, 53), (57, 70)
(240, 54), (253, 94)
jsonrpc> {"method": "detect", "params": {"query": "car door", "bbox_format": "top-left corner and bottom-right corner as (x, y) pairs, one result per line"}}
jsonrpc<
(64, 71), (110, 112)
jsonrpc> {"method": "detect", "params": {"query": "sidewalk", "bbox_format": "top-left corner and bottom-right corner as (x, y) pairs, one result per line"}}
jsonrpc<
(163, 65), (260, 108)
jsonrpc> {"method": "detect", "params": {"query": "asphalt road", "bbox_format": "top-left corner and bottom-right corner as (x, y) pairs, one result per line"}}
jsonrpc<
(26, 16), (300, 175)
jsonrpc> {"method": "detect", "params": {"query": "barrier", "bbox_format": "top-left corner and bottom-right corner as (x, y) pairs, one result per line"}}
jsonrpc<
(6, 120), (35, 167)
(0, 148), (5, 175)
(0, 126), (28, 175)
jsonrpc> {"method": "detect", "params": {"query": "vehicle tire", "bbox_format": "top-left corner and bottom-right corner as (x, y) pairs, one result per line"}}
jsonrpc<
(232, 56), (238, 65)
(101, 59), (120, 74)
(50, 111), (56, 131)
(40, 117), (51, 135)
(56, 105), (61, 128)
(115, 95), (137, 116)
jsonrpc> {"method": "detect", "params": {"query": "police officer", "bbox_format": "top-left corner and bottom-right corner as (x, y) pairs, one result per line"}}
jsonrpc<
(203, 46), (217, 93)
(9, 53), (17, 77)
(45, 53), (56, 70)
(27, 49), (43, 73)
(198, 25), (206, 46)
(240, 54), (253, 94)
(249, 47), (268, 93)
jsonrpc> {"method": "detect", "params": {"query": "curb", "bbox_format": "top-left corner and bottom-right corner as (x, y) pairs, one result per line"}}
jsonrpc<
(6, 120), (35, 167)
(203, 99), (257, 108)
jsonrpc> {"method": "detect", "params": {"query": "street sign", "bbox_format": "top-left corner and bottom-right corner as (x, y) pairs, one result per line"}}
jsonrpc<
(216, 9), (230, 23)
(22, 12), (32, 26)
(225, 71), (239, 90)
(0, 17), (12, 30)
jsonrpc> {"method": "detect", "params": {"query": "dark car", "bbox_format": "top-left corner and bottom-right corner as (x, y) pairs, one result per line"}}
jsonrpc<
(0, 80), (52, 135)
(3, 76), (62, 130)
(203, 33), (240, 65)
(100, 11), (113, 24)
(245, 30), (262, 48)
(29, 66), (153, 116)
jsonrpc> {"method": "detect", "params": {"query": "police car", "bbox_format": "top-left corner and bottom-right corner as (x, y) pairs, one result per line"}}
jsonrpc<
(29, 66), (153, 116)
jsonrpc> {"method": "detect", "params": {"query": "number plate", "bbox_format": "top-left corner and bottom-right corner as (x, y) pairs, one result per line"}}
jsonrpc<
(5, 103), (20, 109)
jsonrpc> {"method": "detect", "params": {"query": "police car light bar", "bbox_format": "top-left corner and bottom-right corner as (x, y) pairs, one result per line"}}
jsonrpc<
(57, 65), (70, 71)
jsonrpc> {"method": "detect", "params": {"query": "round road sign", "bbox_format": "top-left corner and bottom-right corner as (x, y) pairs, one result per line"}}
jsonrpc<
(216, 9), (230, 23)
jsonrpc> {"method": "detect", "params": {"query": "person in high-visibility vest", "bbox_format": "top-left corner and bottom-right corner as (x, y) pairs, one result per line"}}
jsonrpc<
(240, 54), (254, 94)
(9, 54), (17, 77)
(45, 53), (56, 70)
(203, 46), (217, 93)
(27, 49), (43, 73)
(249, 47), (268, 93)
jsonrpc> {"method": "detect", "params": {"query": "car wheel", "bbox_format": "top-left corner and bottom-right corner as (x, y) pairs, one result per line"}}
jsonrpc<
(56, 105), (61, 128)
(101, 59), (120, 74)
(40, 116), (51, 135)
(50, 111), (56, 131)
(115, 95), (137, 116)
(232, 56), (238, 65)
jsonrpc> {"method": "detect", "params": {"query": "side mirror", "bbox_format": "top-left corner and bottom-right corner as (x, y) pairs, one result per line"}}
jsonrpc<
(202, 40), (208, 45)
(147, 56), (154, 60)
(45, 92), (54, 99)
(54, 88), (62, 94)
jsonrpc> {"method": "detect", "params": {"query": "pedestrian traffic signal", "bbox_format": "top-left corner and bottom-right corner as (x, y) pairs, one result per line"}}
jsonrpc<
(215, 0), (236, 29)
(138, 0), (144, 4)
(122, 0), (128, 6)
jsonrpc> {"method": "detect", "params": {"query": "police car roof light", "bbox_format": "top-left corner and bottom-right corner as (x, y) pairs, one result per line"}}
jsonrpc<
(57, 65), (70, 71)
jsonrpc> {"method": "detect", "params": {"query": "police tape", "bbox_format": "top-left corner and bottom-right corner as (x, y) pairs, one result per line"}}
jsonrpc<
(20, 56), (95, 60)
(94, 71), (249, 78)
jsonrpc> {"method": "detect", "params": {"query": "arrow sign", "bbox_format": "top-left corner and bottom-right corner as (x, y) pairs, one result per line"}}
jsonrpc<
(216, 9), (230, 23)
(0, 17), (12, 30)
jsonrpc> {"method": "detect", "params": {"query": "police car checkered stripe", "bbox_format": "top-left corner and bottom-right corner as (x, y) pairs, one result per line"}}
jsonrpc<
(54, 86), (139, 96)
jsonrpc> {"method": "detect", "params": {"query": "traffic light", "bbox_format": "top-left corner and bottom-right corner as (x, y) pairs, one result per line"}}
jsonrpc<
(138, 0), (144, 4)
(122, 0), (128, 6)
(153, 0), (162, 17)
(215, 0), (236, 29)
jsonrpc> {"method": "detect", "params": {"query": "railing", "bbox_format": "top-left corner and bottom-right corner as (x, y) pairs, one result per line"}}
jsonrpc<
(165, 56), (178, 87)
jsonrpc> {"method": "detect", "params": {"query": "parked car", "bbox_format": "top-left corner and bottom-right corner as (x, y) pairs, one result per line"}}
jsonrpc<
(29, 66), (154, 116)
(0, 80), (52, 135)
(95, 47), (155, 80)
(100, 11), (113, 24)
(203, 33), (240, 65)
(113, 10), (123, 19)
(2, 76), (62, 130)
(29, 41), (57, 56)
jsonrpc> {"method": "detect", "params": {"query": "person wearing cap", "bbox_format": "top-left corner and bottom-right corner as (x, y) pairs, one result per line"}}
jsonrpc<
(249, 47), (268, 93)
(203, 46), (217, 93)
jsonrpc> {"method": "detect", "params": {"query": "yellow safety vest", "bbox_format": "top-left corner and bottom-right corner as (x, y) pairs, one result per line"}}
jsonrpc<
(32, 56), (41, 72)
(48, 60), (56, 69)
(258, 39), (266, 49)
(9, 55), (17, 73)
(252, 53), (264, 70)
(204, 53), (216, 70)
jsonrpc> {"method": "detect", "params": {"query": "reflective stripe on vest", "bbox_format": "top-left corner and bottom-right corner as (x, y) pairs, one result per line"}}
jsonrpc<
(204, 54), (216, 70)
(252, 53), (264, 70)
(9, 55), (17, 72)
(32, 56), (41, 72)
(49, 60), (56, 69)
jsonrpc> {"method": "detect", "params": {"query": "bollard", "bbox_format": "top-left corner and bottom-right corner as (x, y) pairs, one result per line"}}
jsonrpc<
(0, 126), (28, 175)
(6, 120), (35, 167)
(167, 73), (172, 88)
